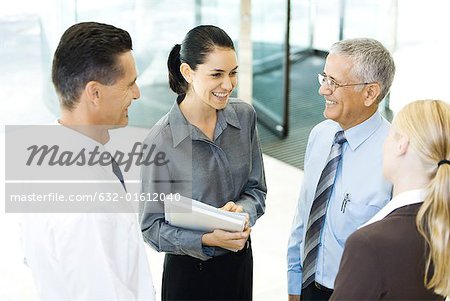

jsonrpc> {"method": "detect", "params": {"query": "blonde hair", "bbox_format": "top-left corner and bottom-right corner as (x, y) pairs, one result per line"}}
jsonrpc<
(393, 99), (450, 296)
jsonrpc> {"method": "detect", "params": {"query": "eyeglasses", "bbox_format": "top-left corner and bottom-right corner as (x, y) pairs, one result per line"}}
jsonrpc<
(318, 73), (375, 93)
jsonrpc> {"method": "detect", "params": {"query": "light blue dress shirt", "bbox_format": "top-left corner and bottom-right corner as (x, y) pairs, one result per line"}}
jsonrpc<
(287, 111), (392, 294)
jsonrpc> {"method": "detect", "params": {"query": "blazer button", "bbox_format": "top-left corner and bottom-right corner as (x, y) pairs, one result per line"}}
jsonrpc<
(197, 263), (203, 271)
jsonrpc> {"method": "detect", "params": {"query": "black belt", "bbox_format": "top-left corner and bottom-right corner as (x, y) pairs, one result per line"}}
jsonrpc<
(315, 281), (333, 294)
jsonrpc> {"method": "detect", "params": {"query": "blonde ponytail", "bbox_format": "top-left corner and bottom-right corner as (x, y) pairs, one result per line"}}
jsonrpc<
(416, 162), (450, 296)
(394, 99), (450, 297)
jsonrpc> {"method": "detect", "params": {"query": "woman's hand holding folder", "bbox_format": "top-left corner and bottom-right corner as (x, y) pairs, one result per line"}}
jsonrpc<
(220, 201), (250, 230)
(201, 227), (251, 252)
(202, 201), (251, 251)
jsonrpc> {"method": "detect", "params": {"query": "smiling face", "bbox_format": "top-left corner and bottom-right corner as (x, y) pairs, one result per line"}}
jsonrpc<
(185, 47), (238, 111)
(98, 51), (140, 128)
(319, 53), (376, 130)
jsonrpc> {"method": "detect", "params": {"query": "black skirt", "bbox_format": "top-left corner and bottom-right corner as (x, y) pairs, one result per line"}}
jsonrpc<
(161, 241), (253, 301)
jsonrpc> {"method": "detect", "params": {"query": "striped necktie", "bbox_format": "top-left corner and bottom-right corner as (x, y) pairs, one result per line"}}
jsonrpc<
(302, 130), (347, 289)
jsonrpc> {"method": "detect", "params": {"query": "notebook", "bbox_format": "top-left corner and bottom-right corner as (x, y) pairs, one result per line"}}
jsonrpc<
(164, 195), (247, 232)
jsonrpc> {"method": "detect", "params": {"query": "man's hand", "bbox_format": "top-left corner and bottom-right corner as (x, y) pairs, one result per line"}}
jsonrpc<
(288, 294), (300, 301)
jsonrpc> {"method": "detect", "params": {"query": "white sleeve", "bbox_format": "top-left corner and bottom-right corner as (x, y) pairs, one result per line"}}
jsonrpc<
(52, 213), (154, 300)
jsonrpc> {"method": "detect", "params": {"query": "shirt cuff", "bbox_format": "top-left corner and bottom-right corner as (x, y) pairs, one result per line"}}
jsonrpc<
(179, 230), (212, 261)
(288, 270), (302, 295)
(236, 199), (257, 226)
(202, 246), (215, 257)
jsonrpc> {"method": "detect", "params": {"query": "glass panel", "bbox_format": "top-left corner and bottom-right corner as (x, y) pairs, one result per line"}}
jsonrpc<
(0, 1), (59, 125)
(396, 0), (447, 47)
(343, 0), (392, 45)
(74, 0), (198, 128)
(74, 0), (240, 128)
(199, 0), (240, 39)
(290, 0), (312, 53)
(0, 0), (242, 127)
(313, 0), (340, 50)
(252, 0), (288, 136)
(390, 0), (450, 113)
(197, 0), (241, 97)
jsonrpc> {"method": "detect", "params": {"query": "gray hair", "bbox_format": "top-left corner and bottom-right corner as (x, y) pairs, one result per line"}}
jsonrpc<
(329, 38), (395, 103)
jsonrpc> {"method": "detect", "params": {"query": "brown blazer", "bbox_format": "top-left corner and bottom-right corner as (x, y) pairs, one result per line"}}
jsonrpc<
(330, 204), (444, 300)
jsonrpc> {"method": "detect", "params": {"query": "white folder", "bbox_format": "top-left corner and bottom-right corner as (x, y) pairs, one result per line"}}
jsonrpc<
(164, 195), (247, 232)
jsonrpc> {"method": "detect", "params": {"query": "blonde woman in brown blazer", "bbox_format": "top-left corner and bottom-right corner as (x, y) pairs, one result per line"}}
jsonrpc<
(331, 99), (450, 300)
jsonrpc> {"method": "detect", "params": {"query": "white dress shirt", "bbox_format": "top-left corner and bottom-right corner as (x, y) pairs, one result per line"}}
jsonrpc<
(21, 124), (155, 300)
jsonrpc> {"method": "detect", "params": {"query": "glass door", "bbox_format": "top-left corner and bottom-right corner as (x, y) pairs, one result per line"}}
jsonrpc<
(252, 0), (290, 137)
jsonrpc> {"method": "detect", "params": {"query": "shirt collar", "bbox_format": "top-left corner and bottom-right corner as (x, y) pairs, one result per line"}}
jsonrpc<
(360, 189), (426, 228)
(55, 119), (106, 152)
(168, 101), (191, 148)
(222, 102), (241, 130)
(168, 98), (241, 148)
(342, 111), (385, 151)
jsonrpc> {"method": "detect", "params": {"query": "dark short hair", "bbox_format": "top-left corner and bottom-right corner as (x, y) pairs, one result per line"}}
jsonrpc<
(52, 22), (132, 110)
(167, 25), (235, 95)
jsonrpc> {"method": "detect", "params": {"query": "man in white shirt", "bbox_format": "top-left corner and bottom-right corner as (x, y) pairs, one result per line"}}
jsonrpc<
(21, 22), (155, 300)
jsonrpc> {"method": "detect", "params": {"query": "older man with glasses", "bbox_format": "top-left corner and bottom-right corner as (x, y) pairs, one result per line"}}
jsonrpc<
(287, 38), (396, 301)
